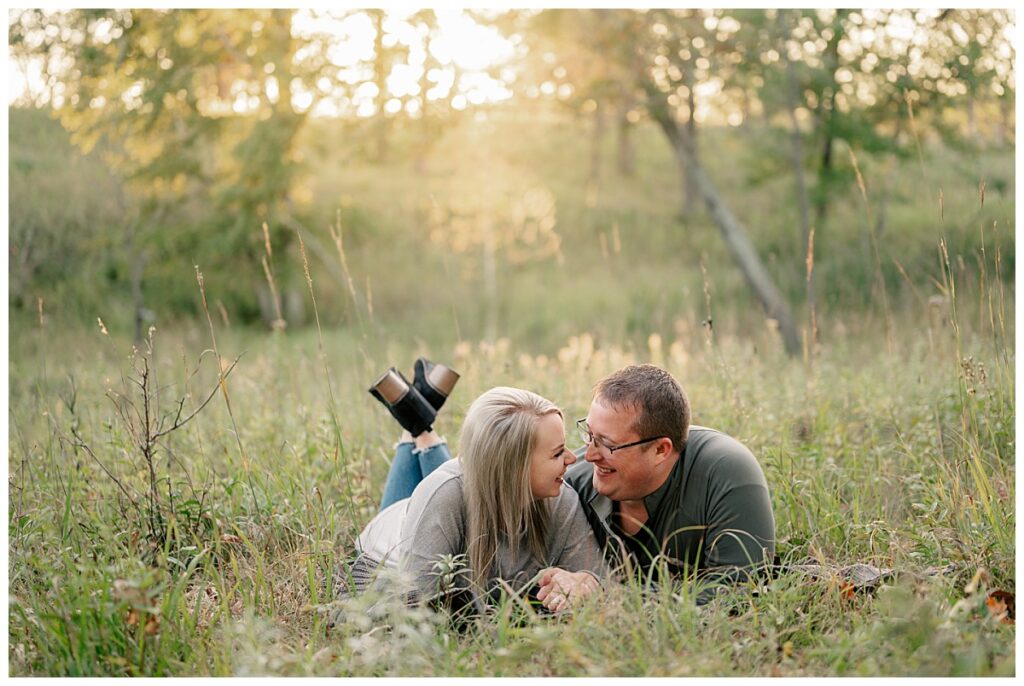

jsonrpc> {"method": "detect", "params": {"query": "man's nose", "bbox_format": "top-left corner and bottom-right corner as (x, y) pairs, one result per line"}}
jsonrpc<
(584, 442), (601, 462)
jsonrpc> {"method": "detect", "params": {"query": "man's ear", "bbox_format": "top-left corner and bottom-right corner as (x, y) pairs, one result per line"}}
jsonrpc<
(653, 437), (674, 463)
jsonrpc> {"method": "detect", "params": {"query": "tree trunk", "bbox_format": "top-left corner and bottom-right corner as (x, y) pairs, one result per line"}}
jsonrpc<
(778, 10), (815, 313)
(131, 245), (146, 346)
(811, 11), (847, 235)
(415, 67), (430, 175)
(997, 96), (1010, 146)
(279, 212), (365, 310)
(967, 95), (977, 144)
(283, 287), (306, 327)
(682, 65), (699, 213)
(370, 10), (390, 163)
(588, 101), (605, 186)
(616, 98), (635, 177)
(482, 216), (498, 342)
(812, 124), (835, 231)
(646, 84), (802, 357)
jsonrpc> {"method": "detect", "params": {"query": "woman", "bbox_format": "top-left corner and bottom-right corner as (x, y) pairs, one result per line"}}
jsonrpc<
(343, 381), (604, 617)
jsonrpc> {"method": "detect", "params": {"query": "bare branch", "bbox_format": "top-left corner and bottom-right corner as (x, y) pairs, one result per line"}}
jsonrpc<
(68, 426), (143, 519)
(152, 353), (245, 442)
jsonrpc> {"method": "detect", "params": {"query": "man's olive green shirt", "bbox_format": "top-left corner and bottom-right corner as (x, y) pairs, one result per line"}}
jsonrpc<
(565, 425), (775, 581)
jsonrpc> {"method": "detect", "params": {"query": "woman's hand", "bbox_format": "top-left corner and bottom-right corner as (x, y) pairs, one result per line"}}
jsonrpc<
(536, 567), (601, 613)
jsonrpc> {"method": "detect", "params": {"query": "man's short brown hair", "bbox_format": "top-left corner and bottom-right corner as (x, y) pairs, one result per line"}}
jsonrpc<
(593, 364), (690, 454)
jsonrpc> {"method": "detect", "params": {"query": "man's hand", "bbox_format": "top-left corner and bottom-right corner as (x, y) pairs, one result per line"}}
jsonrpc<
(536, 567), (600, 613)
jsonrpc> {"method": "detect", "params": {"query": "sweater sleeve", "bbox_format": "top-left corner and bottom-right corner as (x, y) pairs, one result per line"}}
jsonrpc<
(549, 488), (608, 580)
(398, 476), (468, 601)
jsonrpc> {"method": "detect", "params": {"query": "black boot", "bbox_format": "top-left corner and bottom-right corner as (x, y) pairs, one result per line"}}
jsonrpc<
(369, 368), (437, 437)
(413, 358), (460, 412)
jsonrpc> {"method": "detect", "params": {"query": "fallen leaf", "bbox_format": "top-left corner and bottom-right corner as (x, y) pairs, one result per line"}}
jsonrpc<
(986, 590), (1014, 625)
(144, 613), (160, 636)
(113, 579), (136, 601)
(113, 578), (151, 612)
(965, 568), (989, 595)
(313, 646), (335, 663)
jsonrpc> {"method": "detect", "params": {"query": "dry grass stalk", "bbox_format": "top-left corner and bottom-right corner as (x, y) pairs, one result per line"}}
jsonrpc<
(262, 221), (273, 260)
(297, 234), (342, 442)
(216, 299), (230, 328)
(847, 145), (894, 353)
(328, 211), (365, 332)
(194, 265), (256, 501)
(261, 223), (286, 331)
(699, 259), (713, 349)
(329, 210), (359, 305)
(365, 275), (374, 323)
(891, 257), (925, 309)
(297, 237), (319, 334)
(905, 92), (926, 181)
(804, 226), (818, 365)
(993, 240), (1006, 347)
(261, 256), (286, 332)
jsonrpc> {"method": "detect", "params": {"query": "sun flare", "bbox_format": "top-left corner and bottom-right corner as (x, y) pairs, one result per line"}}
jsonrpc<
(8, 9), (517, 116)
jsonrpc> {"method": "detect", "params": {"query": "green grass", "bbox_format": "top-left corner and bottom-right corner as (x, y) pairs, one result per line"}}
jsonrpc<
(7, 97), (1016, 677)
(8, 253), (1014, 675)
(10, 104), (1015, 353)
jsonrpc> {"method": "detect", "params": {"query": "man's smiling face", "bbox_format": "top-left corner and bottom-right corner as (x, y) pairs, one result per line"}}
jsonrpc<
(582, 399), (671, 502)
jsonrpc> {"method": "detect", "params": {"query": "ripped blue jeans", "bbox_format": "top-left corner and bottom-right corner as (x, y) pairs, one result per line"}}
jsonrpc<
(379, 441), (452, 511)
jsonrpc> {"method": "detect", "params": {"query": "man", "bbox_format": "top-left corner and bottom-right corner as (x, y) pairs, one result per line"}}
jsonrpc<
(538, 364), (775, 606)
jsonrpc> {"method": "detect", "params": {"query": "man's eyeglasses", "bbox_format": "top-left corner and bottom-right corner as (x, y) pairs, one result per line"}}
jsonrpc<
(576, 418), (665, 456)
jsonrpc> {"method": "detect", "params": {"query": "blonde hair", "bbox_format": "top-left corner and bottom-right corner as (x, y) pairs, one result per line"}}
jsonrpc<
(460, 386), (562, 594)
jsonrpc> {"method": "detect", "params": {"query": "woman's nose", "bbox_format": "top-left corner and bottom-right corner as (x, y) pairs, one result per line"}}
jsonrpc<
(565, 449), (577, 465)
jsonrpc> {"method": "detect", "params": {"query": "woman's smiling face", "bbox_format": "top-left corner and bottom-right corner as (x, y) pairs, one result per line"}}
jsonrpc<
(528, 412), (575, 499)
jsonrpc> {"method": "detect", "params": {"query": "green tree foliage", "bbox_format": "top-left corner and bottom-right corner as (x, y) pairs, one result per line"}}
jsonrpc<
(8, 9), (1014, 335)
(520, 11), (653, 185)
(516, 9), (1014, 319)
(727, 9), (1015, 311)
(8, 108), (126, 314)
(522, 9), (808, 354)
(520, 8), (1014, 238)
(9, 10), (331, 324)
(408, 10), (464, 174)
(728, 10), (1014, 220)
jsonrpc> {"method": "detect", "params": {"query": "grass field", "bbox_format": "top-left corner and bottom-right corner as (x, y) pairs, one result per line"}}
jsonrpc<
(7, 232), (1015, 675)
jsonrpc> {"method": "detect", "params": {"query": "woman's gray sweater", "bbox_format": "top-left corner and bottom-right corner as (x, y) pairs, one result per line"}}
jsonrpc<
(353, 459), (605, 606)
